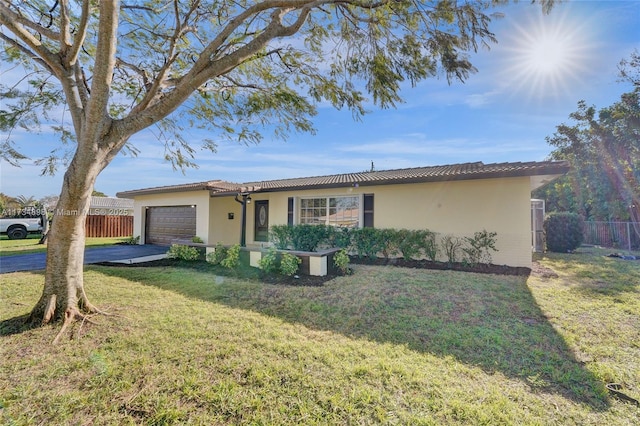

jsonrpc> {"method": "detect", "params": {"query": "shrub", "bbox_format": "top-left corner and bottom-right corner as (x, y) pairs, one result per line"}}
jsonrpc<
(206, 242), (228, 265)
(395, 229), (419, 260)
(290, 224), (331, 251)
(420, 230), (438, 261)
(351, 227), (384, 259)
(280, 253), (301, 276)
(191, 236), (204, 243)
(123, 235), (140, 245)
(220, 244), (241, 269)
(463, 230), (498, 265)
(441, 234), (463, 264)
(258, 248), (280, 274)
(378, 228), (401, 259)
(269, 225), (292, 249)
(329, 226), (353, 249)
(544, 212), (584, 252)
(333, 249), (351, 275)
(167, 244), (200, 261)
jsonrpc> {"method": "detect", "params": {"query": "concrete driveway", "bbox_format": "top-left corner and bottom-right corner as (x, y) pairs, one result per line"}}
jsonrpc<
(0, 244), (169, 274)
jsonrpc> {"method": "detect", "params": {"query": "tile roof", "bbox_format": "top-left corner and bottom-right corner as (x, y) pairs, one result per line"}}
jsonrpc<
(116, 180), (240, 198)
(89, 196), (134, 209)
(117, 161), (569, 198)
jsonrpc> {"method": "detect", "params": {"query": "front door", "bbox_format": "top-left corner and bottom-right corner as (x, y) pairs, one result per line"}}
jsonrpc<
(254, 200), (269, 242)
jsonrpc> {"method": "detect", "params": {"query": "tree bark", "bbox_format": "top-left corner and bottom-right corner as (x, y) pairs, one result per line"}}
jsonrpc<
(29, 155), (103, 326)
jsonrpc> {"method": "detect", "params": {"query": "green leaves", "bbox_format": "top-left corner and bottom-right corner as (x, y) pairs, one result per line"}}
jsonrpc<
(536, 53), (640, 221)
(544, 212), (584, 253)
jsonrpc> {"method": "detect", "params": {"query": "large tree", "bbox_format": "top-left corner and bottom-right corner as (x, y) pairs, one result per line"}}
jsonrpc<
(0, 0), (552, 333)
(535, 52), (640, 224)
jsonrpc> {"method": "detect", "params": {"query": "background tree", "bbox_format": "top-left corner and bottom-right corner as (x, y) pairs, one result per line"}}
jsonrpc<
(0, 0), (553, 333)
(0, 193), (19, 213)
(14, 194), (37, 208)
(534, 52), (640, 226)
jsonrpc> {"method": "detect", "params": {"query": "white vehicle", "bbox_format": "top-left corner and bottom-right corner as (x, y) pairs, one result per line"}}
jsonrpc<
(0, 207), (45, 239)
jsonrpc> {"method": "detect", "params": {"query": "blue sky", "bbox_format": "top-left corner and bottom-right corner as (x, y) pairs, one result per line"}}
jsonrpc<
(1, 1), (639, 199)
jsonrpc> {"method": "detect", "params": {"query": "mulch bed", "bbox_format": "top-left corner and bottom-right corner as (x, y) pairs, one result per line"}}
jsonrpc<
(96, 255), (531, 288)
(348, 257), (531, 277)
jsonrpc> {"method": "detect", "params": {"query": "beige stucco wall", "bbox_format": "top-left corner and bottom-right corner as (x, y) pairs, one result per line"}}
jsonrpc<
(371, 177), (532, 267)
(130, 190), (211, 244)
(208, 195), (243, 245)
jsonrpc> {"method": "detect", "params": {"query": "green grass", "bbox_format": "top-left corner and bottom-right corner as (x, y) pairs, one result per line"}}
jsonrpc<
(0, 236), (128, 256)
(1, 249), (639, 425)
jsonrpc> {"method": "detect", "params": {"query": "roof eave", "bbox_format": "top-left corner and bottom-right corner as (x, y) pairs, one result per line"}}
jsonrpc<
(210, 163), (571, 196)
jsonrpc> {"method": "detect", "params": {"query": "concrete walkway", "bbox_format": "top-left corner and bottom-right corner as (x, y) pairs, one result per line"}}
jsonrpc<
(0, 244), (168, 274)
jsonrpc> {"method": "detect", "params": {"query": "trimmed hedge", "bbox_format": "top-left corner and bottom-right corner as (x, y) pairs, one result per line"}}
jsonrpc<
(268, 225), (496, 265)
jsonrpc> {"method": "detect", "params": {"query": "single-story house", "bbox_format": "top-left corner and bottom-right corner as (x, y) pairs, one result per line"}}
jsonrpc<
(116, 160), (569, 268)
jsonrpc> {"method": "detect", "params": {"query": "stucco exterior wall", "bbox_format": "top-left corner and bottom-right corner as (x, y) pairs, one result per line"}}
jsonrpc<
(371, 177), (532, 267)
(208, 195), (243, 245)
(130, 190), (211, 244)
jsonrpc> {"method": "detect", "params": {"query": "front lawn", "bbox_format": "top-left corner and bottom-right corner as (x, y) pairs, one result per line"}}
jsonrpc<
(1, 249), (638, 424)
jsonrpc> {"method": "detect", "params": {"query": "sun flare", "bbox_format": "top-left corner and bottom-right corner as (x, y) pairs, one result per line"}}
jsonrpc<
(525, 35), (570, 75)
(501, 8), (592, 101)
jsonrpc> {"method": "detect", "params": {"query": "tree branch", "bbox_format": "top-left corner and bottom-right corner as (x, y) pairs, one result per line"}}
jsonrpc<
(0, 0), (60, 41)
(59, 0), (72, 53)
(129, 0), (202, 114)
(0, 32), (52, 73)
(85, 0), (120, 144)
(0, 3), (63, 76)
(66, 0), (91, 66)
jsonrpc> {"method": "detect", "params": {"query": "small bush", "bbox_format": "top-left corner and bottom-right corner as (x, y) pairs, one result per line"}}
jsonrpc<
(395, 229), (419, 260)
(167, 244), (200, 261)
(280, 253), (301, 276)
(191, 236), (204, 243)
(378, 228), (401, 259)
(123, 235), (140, 245)
(291, 224), (330, 251)
(544, 212), (584, 253)
(351, 227), (384, 259)
(333, 249), (351, 275)
(206, 243), (228, 265)
(220, 244), (241, 269)
(463, 230), (498, 265)
(329, 226), (353, 249)
(270, 225), (292, 249)
(441, 234), (463, 264)
(420, 230), (438, 261)
(258, 248), (280, 274)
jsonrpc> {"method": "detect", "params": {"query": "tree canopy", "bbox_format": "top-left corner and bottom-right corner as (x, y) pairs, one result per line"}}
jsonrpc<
(534, 52), (640, 223)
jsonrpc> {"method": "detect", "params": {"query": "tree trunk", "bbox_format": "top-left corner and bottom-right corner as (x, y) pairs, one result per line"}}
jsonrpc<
(29, 157), (102, 327)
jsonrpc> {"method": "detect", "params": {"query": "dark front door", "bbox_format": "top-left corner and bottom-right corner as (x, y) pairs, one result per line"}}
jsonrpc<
(254, 200), (269, 242)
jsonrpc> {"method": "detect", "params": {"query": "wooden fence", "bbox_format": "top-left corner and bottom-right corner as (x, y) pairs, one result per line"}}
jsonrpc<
(583, 221), (640, 251)
(85, 215), (133, 238)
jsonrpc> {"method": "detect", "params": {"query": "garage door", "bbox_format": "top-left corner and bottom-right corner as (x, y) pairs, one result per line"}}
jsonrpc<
(145, 206), (196, 245)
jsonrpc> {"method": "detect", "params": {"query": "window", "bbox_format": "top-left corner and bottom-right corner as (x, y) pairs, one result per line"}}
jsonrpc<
(299, 196), (360, 227)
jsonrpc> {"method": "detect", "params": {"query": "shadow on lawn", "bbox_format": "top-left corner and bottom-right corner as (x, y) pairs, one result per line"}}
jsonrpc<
(0, 314), (34, 336)
(98, 263), (609, 410)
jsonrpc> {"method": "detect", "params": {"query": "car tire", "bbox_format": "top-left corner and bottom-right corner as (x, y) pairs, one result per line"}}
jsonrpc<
(7, 226), (28, 240)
